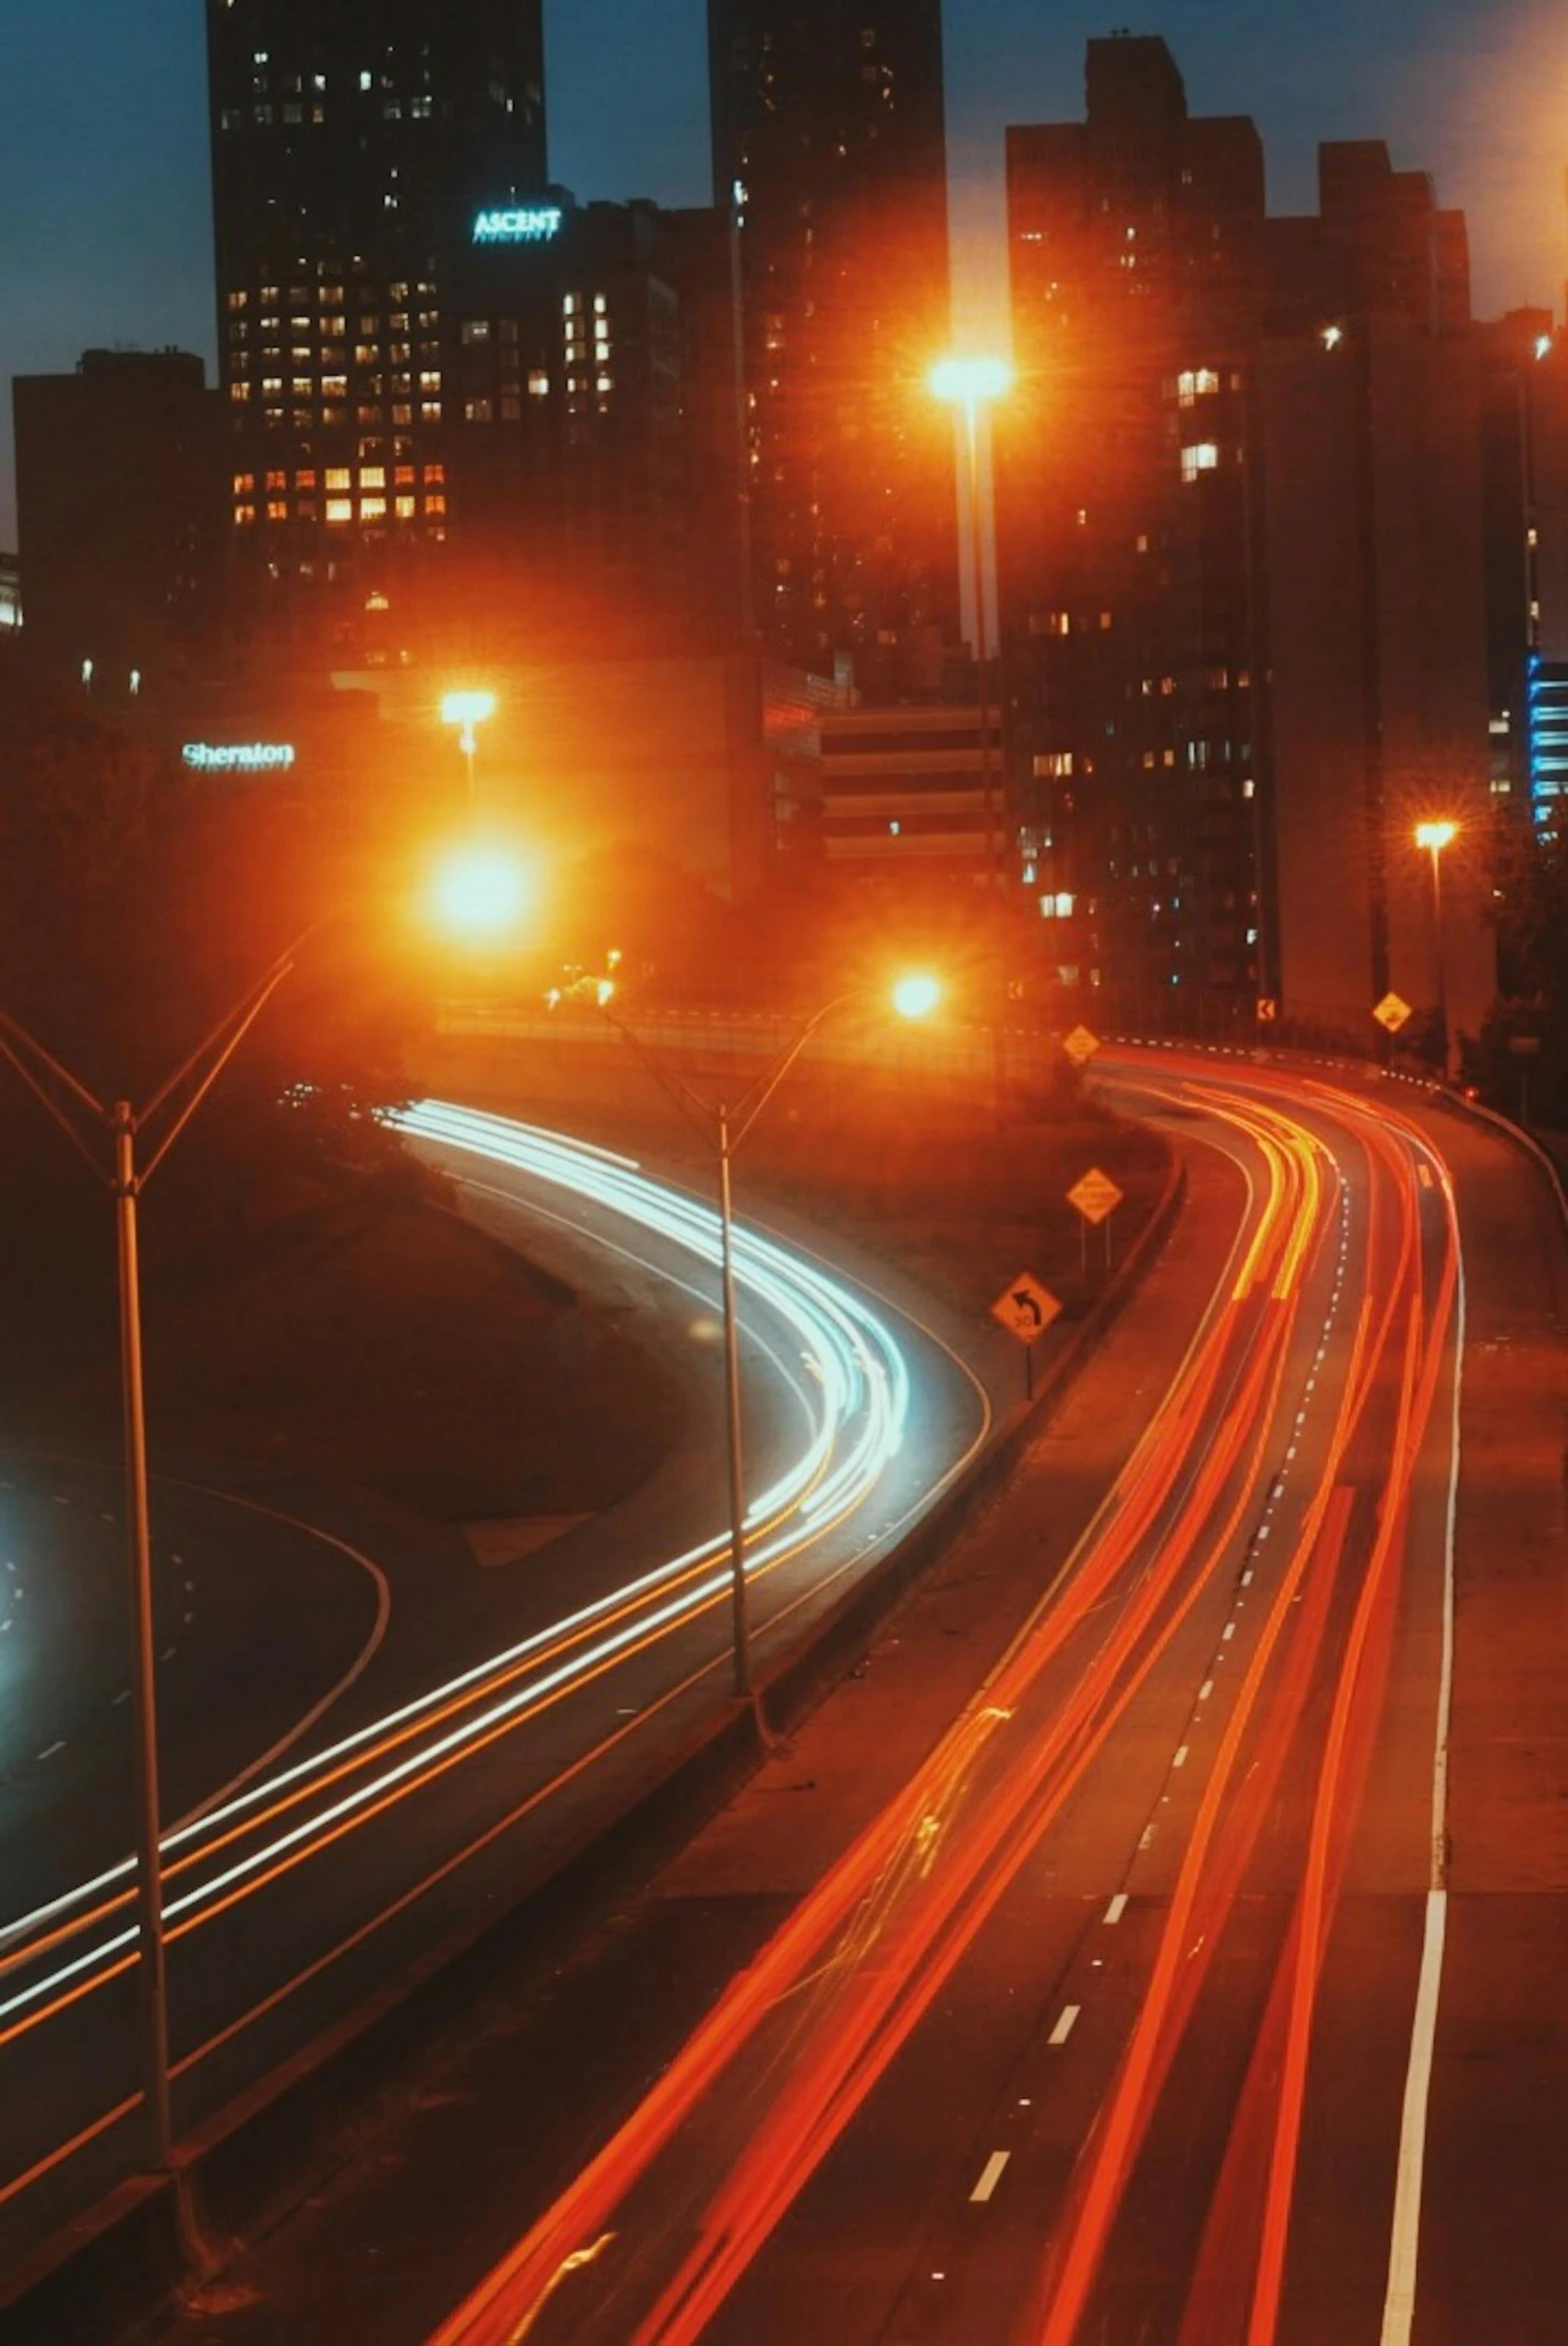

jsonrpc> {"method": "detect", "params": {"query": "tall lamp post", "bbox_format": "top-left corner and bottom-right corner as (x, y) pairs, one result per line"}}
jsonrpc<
(590, 976), (942, 1704)
(930, 356), (1012, 890)
(441, 689), (498, 807)
(1415, 819), (1458, 1077)
(0, 928), (340, 2252)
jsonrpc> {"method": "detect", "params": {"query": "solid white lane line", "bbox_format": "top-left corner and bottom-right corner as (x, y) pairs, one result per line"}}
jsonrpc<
(1049, 2005), (1080, 2046)
(1381, 1892), (1448, 2343)
(1104, 1893), (1128, 1924)
(1381, 1153), (1466, 2345)
(970, 2151), (1010, 2203)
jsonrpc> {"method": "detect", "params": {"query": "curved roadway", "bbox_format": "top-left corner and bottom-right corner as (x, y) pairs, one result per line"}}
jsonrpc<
(0, 1105), (986, 2275)
(430, 1050), (1485, 2346)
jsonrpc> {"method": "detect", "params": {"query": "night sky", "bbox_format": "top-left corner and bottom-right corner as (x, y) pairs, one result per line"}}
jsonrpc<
(2, 0), (1565, 545)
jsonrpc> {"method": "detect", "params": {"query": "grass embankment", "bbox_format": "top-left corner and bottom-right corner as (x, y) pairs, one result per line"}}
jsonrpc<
(6, 1199), (684, 1523)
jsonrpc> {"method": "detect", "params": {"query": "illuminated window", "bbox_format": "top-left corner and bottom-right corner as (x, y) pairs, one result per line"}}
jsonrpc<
(323, 375), (348, 397)
(325, 468), (351, 491)
(425, 493), (447, 515)
(421, 401), (443, 422)
(395, 465), (416, 486)
(529, 370), (550, 398)
(393, 405), (414, 425)
(234, 503), (257, 526)
(265, 471), (287, 491)
(419, 371), (442, 392)
(464, 398), (494, 423)
(267, 499), (289, 521)
(359, 466), (386, 488)
(396, 494), (418, 519)
(461, 319), (491, 344)
(361, 497), (387, 521)
(227, 290), (249, 312)
(596, 375), (613, 395)
(292, 377), (313, 398)
(233, 472), (256, 494)
(1033, 753), (1074, 778)
(326, 498), (354, 524)
(1181, 443), (1219, 483)
(423, 463), (446, 484)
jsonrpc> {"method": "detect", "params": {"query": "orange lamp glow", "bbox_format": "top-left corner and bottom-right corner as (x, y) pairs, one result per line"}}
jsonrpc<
(929, 356), (1013, 410)
(892, 974), (942, 1022)
(429, 844), (532, 938)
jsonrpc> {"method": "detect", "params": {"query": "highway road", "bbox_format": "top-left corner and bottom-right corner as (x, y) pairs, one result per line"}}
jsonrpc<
(430, 1052), (1510, 2346)
(0, 1106), (986, 2283)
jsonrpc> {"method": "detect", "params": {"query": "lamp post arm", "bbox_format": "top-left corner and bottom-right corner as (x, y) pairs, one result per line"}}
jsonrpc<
(137, 915), (341, 1128)
(596, 1005), (719, 1147)
(0, 1017), (111, 1183)
(137, 959), (301, 1185)
(728, 992), (865, 1153)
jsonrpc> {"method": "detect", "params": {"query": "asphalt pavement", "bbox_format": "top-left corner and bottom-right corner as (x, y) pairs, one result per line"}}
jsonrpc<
(0, 1108), (987, 2291)
(413, 1054), (1563, 2346)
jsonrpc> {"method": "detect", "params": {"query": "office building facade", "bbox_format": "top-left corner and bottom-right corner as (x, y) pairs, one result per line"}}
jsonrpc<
(206, 0), (547, 663)
(709, 0), (957, 696)
(1001, 37), (1495, 1043)
(1001, 35), (1268, 1016)
(12, 349), (224, 705)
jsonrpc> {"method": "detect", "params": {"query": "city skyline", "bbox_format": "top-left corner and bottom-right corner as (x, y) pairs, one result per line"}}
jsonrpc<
(3, 0), (1566, 546)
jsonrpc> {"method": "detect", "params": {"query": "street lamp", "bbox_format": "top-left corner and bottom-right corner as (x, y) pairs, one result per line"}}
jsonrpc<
(1415, 819), (1459, 1076)
(597, 978), (941, 1704)
(441, 689), (498, 805)
(427, 841), (534, 939)
(930, 356), (1012, 891)
(0, 927), (342, 2261)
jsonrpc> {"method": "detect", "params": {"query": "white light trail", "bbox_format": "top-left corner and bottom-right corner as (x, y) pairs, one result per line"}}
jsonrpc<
(0, 1107), (924, 2042)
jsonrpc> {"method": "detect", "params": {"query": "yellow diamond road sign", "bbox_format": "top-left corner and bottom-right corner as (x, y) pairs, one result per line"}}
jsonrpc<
(991, 1273), (1062, 1345)
(1063, 1025), (1101, 1068)
(1373, 992), (1413, 1034)
(1068, 1167), (1124, 1226)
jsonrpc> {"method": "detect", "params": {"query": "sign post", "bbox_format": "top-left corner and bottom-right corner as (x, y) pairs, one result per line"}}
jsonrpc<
(990, 1272), (1062, 1399)
(1067, 1166), (1125, 1285)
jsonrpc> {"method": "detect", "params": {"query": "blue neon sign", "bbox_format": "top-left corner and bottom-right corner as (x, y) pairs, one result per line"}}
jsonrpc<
(474, 206), (564, 245)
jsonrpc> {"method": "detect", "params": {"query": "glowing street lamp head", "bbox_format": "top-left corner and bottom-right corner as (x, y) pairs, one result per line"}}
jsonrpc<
(892, 974), (942, 1022)
(1415, 820), (1459, 856)
(441, 689), (497, 732)
(429, 844), (532, 939)
(929, 356), (1013, 411)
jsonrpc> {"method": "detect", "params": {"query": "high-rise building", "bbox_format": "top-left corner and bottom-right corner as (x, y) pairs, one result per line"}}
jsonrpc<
(12, 349), (224, 705)
(206, 0), (548, 664)
(709, 0), (957, 697)
(1002, 37), (1495, 1045)
(1001, 35), (1267, 1015)
(1478, 310), (1568, 827)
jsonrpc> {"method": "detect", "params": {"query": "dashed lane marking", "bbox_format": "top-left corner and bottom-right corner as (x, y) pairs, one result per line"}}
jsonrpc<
(1104, 1893), (1128, 1924)
(1049, 2006), (1081, 2047)
(970, 2151), (1011, 2204)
